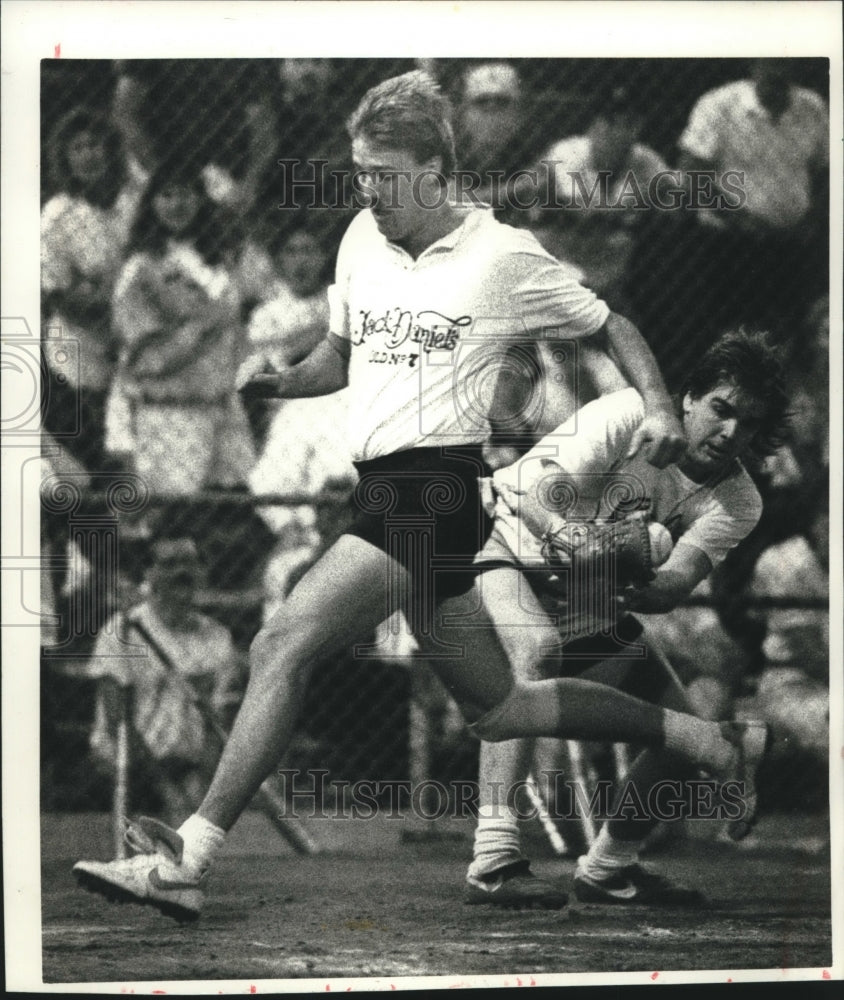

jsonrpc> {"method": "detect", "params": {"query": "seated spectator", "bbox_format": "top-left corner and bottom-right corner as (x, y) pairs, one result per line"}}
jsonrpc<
(41, 106), (147, 474)
(677, 58), (829, 335)
(112, 59), (284, 316)
(247, 217), (333, 368)
(529, 85), (671, 308)
(86, 535), (242, 825)
(110, 161), (256, 495)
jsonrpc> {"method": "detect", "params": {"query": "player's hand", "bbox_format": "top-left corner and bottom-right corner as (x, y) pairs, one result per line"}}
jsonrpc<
(627, 410), (686, 468)
(494, 481), (526, 517)
(482, 441), (522, 472)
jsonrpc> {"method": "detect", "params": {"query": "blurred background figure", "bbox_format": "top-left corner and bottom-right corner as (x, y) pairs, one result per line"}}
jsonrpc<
(41, 106), (147, 476)
(457, 62), (522, 178)
(111, 60), (279, 216)
(110, 161), (256, 495)
(453, 61), (543, 221)
(242, 213), (335, 451)
(677, 58), (829, 339)
(530, 84), (672, 311)
(85, 535), (242, 825)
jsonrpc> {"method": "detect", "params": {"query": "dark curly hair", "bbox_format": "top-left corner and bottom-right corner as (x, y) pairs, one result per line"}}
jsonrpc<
(682, 329), (792, 461)
(46, 106), (127, 209)
(127, 160), (243, 267)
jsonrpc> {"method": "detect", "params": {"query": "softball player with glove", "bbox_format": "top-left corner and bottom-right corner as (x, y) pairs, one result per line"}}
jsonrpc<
(73, 70), (730, 925)
(461, 330), (790, 908)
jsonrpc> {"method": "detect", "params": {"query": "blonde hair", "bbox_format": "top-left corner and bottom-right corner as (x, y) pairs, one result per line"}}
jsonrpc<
(347, 70), (456, 175)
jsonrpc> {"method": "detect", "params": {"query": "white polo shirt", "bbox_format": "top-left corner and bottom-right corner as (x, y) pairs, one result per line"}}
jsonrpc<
(329, 207), (610, 461)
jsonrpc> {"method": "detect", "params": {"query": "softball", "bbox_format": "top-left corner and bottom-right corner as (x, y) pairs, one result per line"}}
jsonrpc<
(648, 522), (673, 566)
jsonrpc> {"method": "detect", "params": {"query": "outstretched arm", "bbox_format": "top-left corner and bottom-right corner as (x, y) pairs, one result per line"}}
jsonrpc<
(600, 311), (686, 468)
(626, 541), (712, 614)
(237, 333), (350, 400)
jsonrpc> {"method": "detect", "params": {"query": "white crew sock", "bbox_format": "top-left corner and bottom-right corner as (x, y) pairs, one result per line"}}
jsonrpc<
(466, 804), (524, 883)
(177, 814), (226, 877)
(662, 710), (734, 774)
(578, 825), (642, 881)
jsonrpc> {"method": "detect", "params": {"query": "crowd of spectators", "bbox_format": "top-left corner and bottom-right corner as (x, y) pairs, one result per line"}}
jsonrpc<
(40, 57), (830, 810)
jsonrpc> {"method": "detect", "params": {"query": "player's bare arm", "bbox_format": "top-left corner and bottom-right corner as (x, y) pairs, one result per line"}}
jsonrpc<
(236, 333), (350, 399)
(601, 311), (686, 468)
(625, 540), (712, 614)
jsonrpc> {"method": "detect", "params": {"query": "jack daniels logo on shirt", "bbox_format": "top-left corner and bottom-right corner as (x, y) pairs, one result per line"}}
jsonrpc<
(353, 307), (473, 367)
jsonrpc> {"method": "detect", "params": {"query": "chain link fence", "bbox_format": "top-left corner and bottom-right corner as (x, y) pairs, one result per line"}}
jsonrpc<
(39, 57), (829, 819)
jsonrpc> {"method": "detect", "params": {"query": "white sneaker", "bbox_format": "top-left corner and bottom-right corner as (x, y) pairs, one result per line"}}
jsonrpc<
(719, 720), (772, 841)
(73, 817), (205, 923)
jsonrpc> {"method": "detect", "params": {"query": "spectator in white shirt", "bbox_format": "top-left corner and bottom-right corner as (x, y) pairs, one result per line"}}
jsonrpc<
(676, 59), (828, 335)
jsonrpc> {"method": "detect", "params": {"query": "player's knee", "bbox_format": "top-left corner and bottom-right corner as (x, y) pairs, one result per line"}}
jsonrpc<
(465, 682), (531, 743)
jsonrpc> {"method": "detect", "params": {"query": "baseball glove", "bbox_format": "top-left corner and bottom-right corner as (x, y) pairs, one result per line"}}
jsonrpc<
(539, 511), (656, 590)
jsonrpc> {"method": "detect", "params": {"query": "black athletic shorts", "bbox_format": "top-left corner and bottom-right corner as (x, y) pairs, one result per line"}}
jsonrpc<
(345, 444), (492, 602)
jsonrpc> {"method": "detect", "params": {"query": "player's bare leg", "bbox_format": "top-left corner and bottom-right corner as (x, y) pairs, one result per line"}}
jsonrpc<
(435, 568), (770, 829)
(573, 647), (709, 905)
(198, 535), (404, 831)
(464, 738), (570, 909)
(458, 570), (569, 907)
(74, 534), (418, 920)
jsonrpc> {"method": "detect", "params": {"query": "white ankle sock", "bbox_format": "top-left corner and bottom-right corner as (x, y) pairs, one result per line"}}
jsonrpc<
(177, 814), (226, 876)
(579, 826), (642, 880)
(662, 710), (733, 773)
(467, 804), (523, 882)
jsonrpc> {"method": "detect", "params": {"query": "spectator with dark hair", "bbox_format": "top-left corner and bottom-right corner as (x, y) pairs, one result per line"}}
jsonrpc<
(676, 58), (829, 337)
(41, 106), (147, 473)
(110, 161), (255, 494)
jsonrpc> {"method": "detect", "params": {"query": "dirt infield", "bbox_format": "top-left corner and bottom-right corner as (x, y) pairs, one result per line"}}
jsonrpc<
(42, 811), (832, 987)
